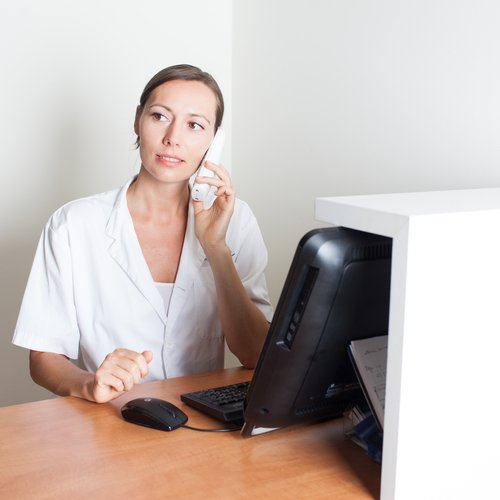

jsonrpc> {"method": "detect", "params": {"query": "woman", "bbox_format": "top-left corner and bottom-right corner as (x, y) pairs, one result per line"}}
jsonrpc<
(13, 64), (273, 403)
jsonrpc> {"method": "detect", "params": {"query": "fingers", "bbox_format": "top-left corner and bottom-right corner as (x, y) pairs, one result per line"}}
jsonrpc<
(93, 349), (153, 402)
(142, 350), (154, 364)
(95, 369), (130, 393)
(196, 161), (234, 198)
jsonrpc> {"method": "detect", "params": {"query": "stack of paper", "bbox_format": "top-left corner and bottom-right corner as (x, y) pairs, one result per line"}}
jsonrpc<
(348, 335), (388, 430)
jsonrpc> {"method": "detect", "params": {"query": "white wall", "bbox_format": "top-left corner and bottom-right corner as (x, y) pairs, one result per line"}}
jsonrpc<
(233, 0), (500, 307)
(4, 0), (500, 406)
(0, 0), (232, 406)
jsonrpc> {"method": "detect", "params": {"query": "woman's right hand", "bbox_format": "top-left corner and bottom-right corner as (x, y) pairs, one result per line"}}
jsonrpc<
(91, 349), (153, 403)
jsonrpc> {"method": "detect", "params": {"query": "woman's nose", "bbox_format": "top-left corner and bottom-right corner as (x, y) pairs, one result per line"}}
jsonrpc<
(163, 121), (181, 146)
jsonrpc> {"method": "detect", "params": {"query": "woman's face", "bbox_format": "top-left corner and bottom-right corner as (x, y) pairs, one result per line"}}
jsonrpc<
(135, 79), (217, 185)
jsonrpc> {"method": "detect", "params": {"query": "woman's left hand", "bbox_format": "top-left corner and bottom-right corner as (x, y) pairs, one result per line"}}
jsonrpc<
(193, 161), (235, 253)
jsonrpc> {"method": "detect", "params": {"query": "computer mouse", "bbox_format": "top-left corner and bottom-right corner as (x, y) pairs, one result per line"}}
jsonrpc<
(121, 397), (188, 431)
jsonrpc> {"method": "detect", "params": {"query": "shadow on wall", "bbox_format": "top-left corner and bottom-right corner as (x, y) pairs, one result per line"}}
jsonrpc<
(0, 240), (54, 406)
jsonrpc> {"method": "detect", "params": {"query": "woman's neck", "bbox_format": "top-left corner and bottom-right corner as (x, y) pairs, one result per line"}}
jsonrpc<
(127, 168), (190, 222)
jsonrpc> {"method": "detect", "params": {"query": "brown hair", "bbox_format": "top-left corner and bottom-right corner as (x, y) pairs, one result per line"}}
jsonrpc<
(135, 64), (224, 147)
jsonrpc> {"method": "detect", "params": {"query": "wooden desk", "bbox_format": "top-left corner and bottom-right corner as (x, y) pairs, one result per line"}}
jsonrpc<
(0, 368), (380, 499)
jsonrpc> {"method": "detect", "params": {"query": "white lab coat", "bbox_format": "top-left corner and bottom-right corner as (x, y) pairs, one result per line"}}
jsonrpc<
(13, 178), (273, 380)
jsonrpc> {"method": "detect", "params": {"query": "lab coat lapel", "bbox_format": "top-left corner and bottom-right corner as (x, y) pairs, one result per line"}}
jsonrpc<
(166, 202), (205, 329)
(105, 180), (167, 325)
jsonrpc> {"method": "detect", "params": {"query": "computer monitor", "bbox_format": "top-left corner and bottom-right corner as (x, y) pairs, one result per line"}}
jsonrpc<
(241, 226), (392, 436)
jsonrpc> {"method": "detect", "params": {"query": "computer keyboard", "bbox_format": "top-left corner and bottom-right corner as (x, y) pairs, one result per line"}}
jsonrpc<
(180, 381), (250, 425)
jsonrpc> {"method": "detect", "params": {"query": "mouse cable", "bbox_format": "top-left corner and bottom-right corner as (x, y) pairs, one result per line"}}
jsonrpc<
(181, 424), (241, 433)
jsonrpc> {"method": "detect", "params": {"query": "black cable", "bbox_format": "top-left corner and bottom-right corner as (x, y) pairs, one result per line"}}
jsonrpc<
(181, 424), (241, 433)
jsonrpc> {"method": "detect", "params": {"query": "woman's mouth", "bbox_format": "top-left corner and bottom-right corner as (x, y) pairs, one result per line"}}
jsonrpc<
(157, 153), (184, 166)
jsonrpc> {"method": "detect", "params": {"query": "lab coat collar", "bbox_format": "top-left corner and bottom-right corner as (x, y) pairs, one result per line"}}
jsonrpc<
(104, 177), (206, 327)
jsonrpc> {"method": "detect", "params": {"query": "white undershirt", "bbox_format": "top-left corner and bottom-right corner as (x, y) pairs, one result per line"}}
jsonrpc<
(155, 282), (175, 317)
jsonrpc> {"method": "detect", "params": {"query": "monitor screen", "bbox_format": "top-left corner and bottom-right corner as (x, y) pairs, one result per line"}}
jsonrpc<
(241, 226), (392, 436)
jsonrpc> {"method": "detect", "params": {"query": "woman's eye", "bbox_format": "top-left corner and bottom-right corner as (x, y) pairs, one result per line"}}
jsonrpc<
(152, 112), (168, 122)
(189, 121), (204, 131)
